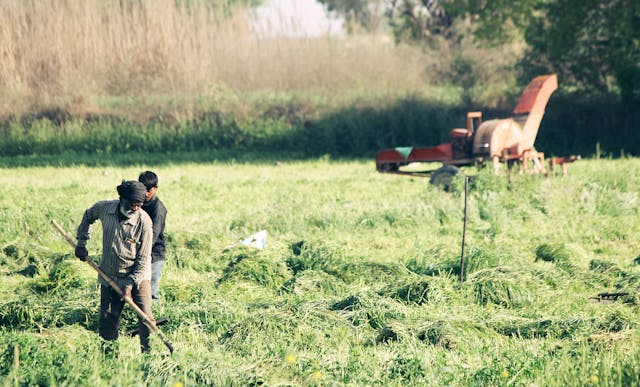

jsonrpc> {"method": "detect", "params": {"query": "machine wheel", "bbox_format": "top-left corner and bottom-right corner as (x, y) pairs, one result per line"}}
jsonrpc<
(429, 165), (460, 191)
(377, 162), (399, 172)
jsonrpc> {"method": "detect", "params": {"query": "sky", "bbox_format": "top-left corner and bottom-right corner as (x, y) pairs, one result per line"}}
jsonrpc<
(249, 0), (345, 38)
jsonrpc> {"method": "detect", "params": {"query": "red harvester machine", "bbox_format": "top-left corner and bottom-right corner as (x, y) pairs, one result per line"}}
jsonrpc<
(376, 74), (572, 189)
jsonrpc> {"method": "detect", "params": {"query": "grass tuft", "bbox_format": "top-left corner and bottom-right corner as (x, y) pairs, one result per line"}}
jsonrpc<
(469, 268), (526, 308)
(417, 321), (455, 349)
(31, 260), (86, 294)
(331, 293), (404, 330)
(216, 249), (290, 290)
(589, 259), (622, 275)
(383, 279), (431, 305)
(388, 355), (426, 384)
(286, 240), (348, 277)
(281, 270), (344, 297)
(535, 243), (571, 264)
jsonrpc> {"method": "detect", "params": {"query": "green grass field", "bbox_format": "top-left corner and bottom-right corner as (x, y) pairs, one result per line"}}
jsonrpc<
(1, 157), (640, 385)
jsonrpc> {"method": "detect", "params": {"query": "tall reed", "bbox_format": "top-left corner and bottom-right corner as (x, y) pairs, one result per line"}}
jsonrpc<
(0, 0), (440, 120)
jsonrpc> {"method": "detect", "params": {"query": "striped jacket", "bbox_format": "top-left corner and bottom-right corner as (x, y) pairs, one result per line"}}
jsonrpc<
(77, 200), (153, 288)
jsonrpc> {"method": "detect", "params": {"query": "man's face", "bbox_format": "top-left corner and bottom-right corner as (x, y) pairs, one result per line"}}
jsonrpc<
(145, 186), (158, 202)
(121, 198), (143, 214)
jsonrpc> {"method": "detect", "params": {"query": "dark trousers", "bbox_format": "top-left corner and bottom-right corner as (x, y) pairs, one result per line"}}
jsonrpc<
(98, 280), (153, 352)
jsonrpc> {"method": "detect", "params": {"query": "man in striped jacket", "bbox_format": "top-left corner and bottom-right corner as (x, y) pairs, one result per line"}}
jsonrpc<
(75, 180), (154, 354)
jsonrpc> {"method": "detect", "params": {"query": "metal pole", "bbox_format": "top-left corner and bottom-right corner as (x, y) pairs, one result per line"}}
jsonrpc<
(459, 176), (469, 282)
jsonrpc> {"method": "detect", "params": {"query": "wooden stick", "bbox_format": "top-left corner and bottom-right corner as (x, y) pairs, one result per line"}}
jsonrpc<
(51, 219), (174, 354)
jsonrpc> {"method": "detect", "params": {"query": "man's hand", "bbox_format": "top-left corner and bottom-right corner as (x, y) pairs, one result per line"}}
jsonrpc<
(74, 246), (88, 261)
(122, 286), (133, 301)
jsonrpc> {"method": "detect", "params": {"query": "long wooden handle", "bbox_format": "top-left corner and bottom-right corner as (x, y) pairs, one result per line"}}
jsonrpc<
(51, 219), (175, 354)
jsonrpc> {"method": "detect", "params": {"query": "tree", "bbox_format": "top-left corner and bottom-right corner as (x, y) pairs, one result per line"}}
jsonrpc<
(441, 0), (640, 102)
(523, 0), (639, 103)
(386, 0), (451, 43)
(317, 0), (385, 32)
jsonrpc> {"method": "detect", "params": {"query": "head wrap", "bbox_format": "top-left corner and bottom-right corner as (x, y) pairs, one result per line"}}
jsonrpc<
(116, 180), (147, 203)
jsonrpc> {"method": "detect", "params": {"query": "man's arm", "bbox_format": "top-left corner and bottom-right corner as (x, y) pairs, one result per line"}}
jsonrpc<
(76, 202), (102, 247)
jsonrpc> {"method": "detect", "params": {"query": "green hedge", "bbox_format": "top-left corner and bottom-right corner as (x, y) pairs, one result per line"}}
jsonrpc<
(0, 94), (637, 159)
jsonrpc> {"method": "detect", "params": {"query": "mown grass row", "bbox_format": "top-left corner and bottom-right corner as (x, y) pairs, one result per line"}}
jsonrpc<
(3, 239), (637, 332)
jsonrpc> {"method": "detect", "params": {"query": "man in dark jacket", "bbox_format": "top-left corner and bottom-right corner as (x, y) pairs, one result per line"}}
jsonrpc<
(139, 171), (168, 302)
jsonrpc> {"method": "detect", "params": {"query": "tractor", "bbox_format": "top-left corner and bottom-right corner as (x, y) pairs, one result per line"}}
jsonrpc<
(375, 74), (570, 190)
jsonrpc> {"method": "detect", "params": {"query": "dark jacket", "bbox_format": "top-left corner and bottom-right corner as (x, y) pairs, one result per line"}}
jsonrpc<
(141, 196), (167, 262)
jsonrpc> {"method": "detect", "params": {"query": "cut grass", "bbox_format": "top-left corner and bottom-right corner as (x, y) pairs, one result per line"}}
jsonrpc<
(1, 157), (640, 384)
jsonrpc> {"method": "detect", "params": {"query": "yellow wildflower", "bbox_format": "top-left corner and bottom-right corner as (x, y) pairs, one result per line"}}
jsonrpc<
(501, 370), (510, 379)
(285, 354), (296, 364)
